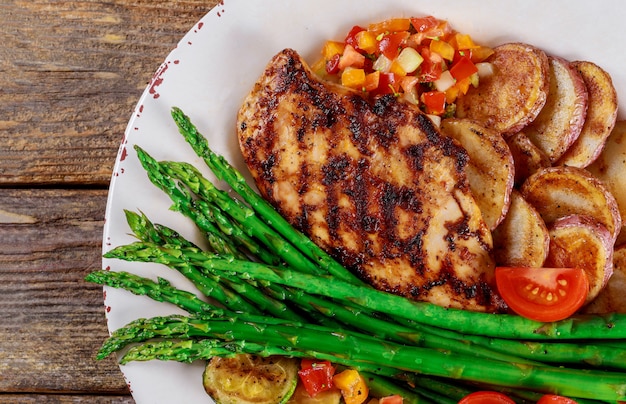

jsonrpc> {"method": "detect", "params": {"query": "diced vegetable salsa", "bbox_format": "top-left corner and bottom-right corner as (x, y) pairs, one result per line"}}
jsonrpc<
(311, 16), (494, 117)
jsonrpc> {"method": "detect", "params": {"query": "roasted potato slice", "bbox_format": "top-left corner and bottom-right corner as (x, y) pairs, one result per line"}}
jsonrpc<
(506, 131), (551, 187)
(588, 120), (626, 245)
(456, 43), (550, 135)
(440, 118), (514, 230)
(584, 244), (626, 313)
(524, 56), (588, 162)
(520, 166), (622, 241)
(545, 215), (614, 303)
(556, 61), (618, 168)
(492, 190), (550, 268)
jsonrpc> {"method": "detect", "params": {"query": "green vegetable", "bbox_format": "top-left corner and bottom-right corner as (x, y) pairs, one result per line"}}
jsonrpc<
(170, 106), (362, 286)
(105, 240), (626, 341)
(203, 354), (299, 404)
(102, 315), (626, 401)
(88, 107), (626, 402)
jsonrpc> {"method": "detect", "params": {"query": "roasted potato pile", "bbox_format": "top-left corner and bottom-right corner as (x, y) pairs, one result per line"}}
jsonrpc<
(441, 42), (624, 312)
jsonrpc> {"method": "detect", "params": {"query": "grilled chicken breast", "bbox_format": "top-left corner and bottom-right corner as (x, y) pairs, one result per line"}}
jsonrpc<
(237, 48), (504, 312)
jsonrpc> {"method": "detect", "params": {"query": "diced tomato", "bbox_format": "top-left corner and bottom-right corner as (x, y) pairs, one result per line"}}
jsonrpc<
(410, 16), (439, 33)
(458, 391), (516, 404)
(495, 267), (589, 322)
(333, 369), (369, 404)
(345, 25), (366, 50)
(369, 72), (399, 96)
(339, 45), (366, 70)
(537, 394), (579, 404)
(298, 359), (336, 397)
(421, 91), (446, 115)
(417, 48), (442, 82)
(377, 31), (410, 60)
(379, 395), (403, 404)
(449, 56), (478, 81)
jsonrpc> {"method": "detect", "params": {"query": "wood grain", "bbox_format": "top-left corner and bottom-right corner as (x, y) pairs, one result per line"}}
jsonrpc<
(0, 189), (126, 394)
(0, 1), (221, 401)
(0, 0), (216, 186)
(0, 396), (134, 404)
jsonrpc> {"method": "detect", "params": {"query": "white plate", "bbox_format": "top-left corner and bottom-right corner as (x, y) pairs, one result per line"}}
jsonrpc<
(102, 1), (626, 402)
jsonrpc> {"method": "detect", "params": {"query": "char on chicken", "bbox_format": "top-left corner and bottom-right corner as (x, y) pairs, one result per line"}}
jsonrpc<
(237, 48), (504, 312)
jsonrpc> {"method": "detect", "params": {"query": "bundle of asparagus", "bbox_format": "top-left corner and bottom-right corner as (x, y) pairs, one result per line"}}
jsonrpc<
(87, 107), (626, 403)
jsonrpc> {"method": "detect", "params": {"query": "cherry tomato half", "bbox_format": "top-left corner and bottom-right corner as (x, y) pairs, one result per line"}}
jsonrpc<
(495, 267), (589, 322)
(537, 394), (579, 404)
(458, 391), (516, 404)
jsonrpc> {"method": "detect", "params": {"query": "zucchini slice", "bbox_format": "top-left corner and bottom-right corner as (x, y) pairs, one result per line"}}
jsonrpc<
(203, 354), (299, 404)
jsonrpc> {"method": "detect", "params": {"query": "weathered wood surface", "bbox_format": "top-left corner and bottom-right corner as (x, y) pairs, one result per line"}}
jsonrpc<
(0, 1), (218, 401)
(0, 0), (214, 186)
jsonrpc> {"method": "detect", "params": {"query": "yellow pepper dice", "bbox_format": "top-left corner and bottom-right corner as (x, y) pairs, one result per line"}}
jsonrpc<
(341, 67), (366, 89)
(452, 33), (478, 50)
(333, 369), (369, 404)
(430, 39), (455, 61)
(356, 30), (377, 54)
(368, 18), (411, 35)
(323, 40), (346, 60)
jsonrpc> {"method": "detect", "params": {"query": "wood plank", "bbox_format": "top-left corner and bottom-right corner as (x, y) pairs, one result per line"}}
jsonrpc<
(0, 395), (133, 404)
(0, 189), (128, 394)
(0, 0), (217, 186)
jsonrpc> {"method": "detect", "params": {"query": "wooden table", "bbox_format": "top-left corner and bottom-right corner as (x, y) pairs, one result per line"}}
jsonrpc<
(0, 1), (219, 402)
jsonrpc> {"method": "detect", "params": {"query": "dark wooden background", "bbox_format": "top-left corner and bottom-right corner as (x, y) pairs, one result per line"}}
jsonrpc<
(0, 1), (219, 402)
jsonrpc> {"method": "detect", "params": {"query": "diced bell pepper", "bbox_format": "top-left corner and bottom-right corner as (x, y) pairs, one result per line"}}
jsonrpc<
(421, 91), (447, 115)
(377, 31), (410, 60)
(364, 71), (381, 92)
(333, 369), (369, 404)
(322, 40), (346, 60)
(355, 30), (378, 54)
(298, 359), (336, 397)
(429, 39), (455, 61)
(368, 18), (411, 35)
(341, 67), (366, 89)
(449, 55), (478, 82)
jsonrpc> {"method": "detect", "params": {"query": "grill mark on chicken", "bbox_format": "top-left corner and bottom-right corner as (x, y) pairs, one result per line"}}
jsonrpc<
(238, 48), (504, 312)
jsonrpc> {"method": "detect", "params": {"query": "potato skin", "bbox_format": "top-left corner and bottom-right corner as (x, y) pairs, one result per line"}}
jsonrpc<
(584, 244), (626, 314)
(520, 165), (622, 242)
(588, 120), (626, 244)
(440, 118), (514, 230)
(456, 43), (550, 135)
(506, 131), (551, 187)
(492, 190), (549, 268)
(545, 215), (614, 303)
(556, 61), (618, 168)
(524, 56), (588, 163)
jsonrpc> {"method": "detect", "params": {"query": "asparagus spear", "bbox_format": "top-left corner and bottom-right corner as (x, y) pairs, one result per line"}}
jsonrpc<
(103, 314), (626, 401)
(118, 209), (539, 363)
(106, 241), (626, 341)
(124, 166), (626, 368)
(157, 158), (333, 275)
(170, 106), (363, 285)
(133, 145), (279, 264)
(86, 270), (215, 316)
